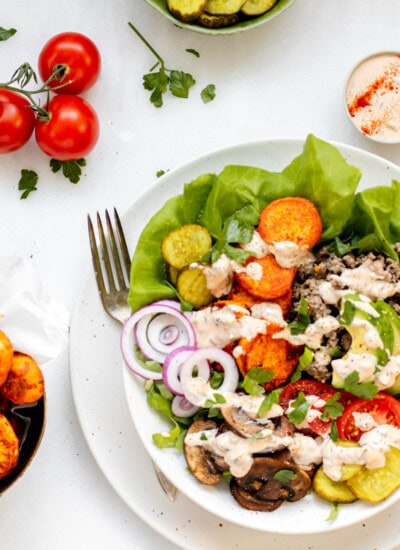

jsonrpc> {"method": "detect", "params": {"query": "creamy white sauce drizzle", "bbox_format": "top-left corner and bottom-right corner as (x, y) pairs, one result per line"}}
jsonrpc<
(331, 265), (400, 300)
(185, 428), (292, 477)
(191, 302), (287, 349)
(332, 352), (377, 382)
(274, 315), (340, 349)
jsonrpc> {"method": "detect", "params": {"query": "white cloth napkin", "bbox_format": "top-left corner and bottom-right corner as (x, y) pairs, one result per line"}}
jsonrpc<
(0, 256), (69, 365)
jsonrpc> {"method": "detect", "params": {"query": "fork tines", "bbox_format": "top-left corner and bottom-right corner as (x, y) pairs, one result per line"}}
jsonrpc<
(87, 208), (131, 295)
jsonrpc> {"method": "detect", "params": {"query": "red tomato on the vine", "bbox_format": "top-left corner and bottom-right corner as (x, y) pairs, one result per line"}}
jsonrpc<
(35, 95), (99, 161)
(38, 32), (101, 95)
(0, 89), (35, 153)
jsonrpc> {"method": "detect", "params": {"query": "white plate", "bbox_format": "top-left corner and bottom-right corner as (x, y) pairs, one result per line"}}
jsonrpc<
(70, 138), (400, 548)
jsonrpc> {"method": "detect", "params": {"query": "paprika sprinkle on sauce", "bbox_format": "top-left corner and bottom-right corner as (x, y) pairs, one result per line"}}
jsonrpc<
(345, 52), (400, 143)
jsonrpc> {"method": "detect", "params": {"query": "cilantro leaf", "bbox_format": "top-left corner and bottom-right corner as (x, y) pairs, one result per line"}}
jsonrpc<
(290, 346), (314, 382)
(18, 169), (38, 199)
(288, 391), (310, 424)
(339, 299), (356, 325)
(289, 296), (311, 335)
(204, 392), (227, 408)
(343, 371), (378, 399)
(210, 205), (259, 263)
(201, 84), (216, 103)
(50, 158), (86, 184)
(0, 27), (17, 41)
(320, 393), (344, 421)
(240, 367), (275, 396)
(186, 48), (200, 57)
(326, 502), (340, 521)
(258, 388), (282, 416)
(169, 70), (196, 98)
(273, 469), (296, 482)
(330, 421), (339, 442)
(327, 236), (356, 257)
(143, 68), (169, 107)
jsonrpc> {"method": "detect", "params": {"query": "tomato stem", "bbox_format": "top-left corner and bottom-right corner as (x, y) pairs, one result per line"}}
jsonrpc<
(0, 63), (73, 120)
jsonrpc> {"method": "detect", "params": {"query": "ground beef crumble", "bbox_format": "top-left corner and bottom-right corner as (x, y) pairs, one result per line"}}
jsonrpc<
(291, 244), (400, 382)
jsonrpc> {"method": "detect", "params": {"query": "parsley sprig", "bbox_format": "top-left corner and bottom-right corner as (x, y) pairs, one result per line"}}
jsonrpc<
(0, 27), (17, 41)
(128, 22), (215, 107)
(128, 22), (195, 108)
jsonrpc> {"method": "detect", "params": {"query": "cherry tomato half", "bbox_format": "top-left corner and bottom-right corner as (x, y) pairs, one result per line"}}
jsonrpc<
(337, 393), (400, 442)
(35, 95), (99, 161)
(38, 32), (101, 95)
(0, 89), (35, 153)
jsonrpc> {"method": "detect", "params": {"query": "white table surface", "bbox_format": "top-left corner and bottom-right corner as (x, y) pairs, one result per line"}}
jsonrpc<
(2, 1), (400, 548)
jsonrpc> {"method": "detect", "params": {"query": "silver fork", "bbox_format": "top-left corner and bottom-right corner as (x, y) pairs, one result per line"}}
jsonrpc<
(87, 208), (178, 502)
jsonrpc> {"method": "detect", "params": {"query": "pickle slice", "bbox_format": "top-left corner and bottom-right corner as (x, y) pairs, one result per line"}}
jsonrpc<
(205, 0), (246, 15)
(313, 466), (358, 503)
(346, 446), (400, 503)
(198, 11), (240, 27)
(336, 440), (363, 481)
(177, 266), (212, 308)
(167, 0), (208, 22)
(161, 224), (212, 270)
(240, 0), (277, 16)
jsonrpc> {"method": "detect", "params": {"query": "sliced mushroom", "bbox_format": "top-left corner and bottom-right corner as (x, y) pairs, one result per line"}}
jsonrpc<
(221, 404), (294, 449)
(221, 405), (272, 437)
(230, 480), (283, 512)
(184, 419), (222, 485)
(231, 456), (312, 510)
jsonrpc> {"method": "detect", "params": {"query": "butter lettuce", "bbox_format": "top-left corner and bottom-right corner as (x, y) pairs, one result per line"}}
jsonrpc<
(128, 134), (399, 312)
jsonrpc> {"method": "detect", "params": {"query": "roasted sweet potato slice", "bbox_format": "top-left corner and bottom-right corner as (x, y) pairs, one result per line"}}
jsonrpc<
(236, 323), (303, 391)
(227, 282), (293, 318)
(234, 254), (296, 301)
(258, 197), (323, 249)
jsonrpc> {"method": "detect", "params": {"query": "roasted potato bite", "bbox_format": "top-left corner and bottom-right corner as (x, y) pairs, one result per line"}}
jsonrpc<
(0, 330), (13, 386)
(0, 413), (19, 479)
(1, 352), (45, 405)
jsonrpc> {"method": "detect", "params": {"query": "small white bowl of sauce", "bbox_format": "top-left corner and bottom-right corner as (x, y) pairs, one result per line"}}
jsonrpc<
(345, 51), (400, 144)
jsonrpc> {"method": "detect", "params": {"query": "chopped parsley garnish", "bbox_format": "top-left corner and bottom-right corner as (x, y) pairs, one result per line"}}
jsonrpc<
(320, 393), (344, 421)
(290, 346), (314, 382)
(257, 388), (282, 416)
(288, 391), (310, 424)
(240, 367), (274, 396)
(50, 158), (86, 184)
(0, 27), (17, 41)
(326, 502), (340, 521)
(343, 371), (378, 399)
(273, 469), (296, 482)
(18, 169), (38, 199)
(201, 84), (216, 103)
(288, 296), (311, 335)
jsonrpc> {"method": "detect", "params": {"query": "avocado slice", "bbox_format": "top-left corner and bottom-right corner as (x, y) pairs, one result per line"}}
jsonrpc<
(332, 295), (396, 389)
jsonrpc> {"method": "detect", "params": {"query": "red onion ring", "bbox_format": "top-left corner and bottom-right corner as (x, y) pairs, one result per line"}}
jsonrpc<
(120, 301), (196, 379)
(171, 395), (200, 418)
(162, 346), (209, 396)
(180, 347), (239, 406)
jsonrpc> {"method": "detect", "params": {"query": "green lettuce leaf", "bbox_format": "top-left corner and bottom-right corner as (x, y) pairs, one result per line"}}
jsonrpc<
(127, 134), (382, 312)
(346, 181), (400, 260)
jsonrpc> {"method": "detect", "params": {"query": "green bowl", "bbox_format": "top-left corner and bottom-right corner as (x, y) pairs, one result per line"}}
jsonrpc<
(144, 0), (296, 36)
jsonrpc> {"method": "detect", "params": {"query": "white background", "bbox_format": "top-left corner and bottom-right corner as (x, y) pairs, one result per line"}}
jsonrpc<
(2, 0), (400, 548)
